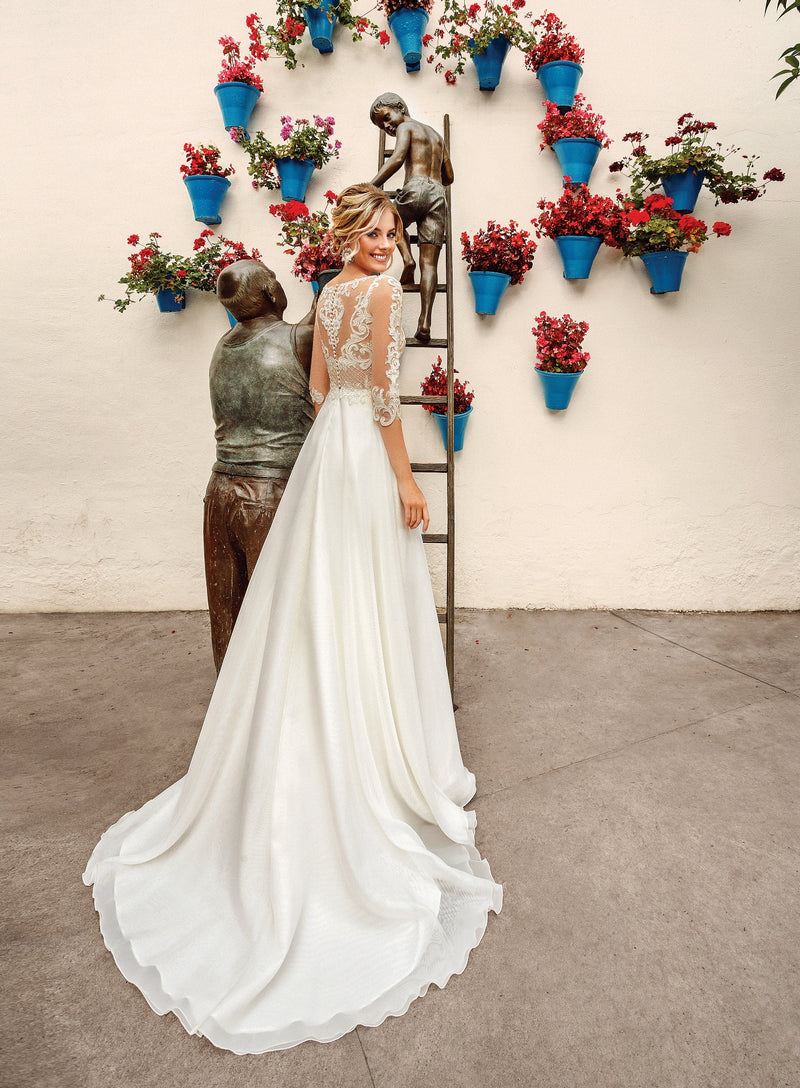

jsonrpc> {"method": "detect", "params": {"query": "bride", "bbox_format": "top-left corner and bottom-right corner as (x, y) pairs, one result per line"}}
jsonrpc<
(83, 183), (502, 1054)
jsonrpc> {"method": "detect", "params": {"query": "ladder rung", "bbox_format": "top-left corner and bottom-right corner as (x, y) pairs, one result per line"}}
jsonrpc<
(422, 533), (448, 544)
(405, 338), (447, 348)
(410, 462), (447, 473)
(401, 394), (446, 405)
(402, 284), (447, 294)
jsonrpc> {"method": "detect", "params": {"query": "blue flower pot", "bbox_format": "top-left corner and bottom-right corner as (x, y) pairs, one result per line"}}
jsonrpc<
(155, 289), (185, 312)
(661, 168), (706, 213)
(311, 267), (342, 295)
(213, 81), (261, 135)
(275, 157), (316, 202)
(552, 138), (602, 185)
(183, 174), (231, 225)
(640, 250), (688, 294)
(536, 60), (583, 107)
(304, 0), (337, 53)
(468, 270), (512, 315)
(554, 235), (602, 280)
(432, 407), (473, 452)
(535, 368), (582, 410)
(469, 34), (511, 90)
(387, 8), (429, 72)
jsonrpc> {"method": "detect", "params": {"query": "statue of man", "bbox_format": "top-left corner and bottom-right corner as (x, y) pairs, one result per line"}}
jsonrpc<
(369, 92), (454, 343)
(205, 260), (315, 671)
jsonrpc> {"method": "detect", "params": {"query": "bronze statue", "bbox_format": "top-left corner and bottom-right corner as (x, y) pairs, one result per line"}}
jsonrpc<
(369, 93), (454, 343)
(205, 260), (315, 671)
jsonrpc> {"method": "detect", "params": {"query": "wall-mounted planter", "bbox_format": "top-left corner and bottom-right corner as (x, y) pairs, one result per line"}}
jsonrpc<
(551, 137), (602, 185)
(431, 407), (473, 451)
(661, 168), (706, 213)
(304, 0), (337, 53)
(311, 268), (342, 294)
(536, 60), (583, 107)
(640, 250), (688, 294)
(470, 34), (511, 90)
(468, 270), (512, 314)
(213, 81), (261, 135)
(155, 289), (185, 313)
(275, 157), (316, 202)
(387, 7), (429, 72)
(535, 368), (582, 410)
(554, 235), (602, 279)
(183, 175), (231, 225)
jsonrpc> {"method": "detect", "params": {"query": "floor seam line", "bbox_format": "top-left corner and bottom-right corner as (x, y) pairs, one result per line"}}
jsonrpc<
(609, 610), (795, 695)
(355, 1026), (377, 1088)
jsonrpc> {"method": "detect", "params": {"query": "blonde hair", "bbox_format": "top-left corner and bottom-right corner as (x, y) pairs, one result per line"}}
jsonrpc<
(331, 184), (403, 259)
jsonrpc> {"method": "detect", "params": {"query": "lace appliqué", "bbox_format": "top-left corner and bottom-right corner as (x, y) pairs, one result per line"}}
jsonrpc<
(309, 385), (326, 405)
(371, 279), (403, 427)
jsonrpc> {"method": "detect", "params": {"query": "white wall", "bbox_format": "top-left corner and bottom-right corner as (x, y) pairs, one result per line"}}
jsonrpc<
(2, 0), (798, 611)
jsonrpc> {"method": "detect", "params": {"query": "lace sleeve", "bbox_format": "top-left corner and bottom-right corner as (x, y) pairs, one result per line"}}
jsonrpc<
(308, 309), (330, 408)
(369, 277), (404, 427)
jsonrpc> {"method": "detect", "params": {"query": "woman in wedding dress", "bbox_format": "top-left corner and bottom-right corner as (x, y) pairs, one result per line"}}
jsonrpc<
(83, 183), (502, 1054)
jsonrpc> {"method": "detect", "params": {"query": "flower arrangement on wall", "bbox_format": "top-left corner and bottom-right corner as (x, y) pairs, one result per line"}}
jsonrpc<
(461, 221), (537, 284)
(427, 0), (536, 85)
(524, 10), (584, 71)
(421, 356), (475, 415)
(533, 311), (589, 373)
(233, 115), (341, 195)
(268, 192), (344, 281)
(180, 143), (235, 178)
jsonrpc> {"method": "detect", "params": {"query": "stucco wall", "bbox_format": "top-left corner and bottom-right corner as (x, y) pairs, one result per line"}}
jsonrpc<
(2, 0), (798, 611)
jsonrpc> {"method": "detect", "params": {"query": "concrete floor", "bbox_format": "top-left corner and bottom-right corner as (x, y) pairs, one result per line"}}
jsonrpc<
(3, 609), (799, 1088)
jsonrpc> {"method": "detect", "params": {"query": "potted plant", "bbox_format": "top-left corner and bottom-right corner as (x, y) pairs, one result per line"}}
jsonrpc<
(214, 21), (267, 134)
(533, 183), (626, 279)
(252, 0), (383, 62)
(608, 114), (786, 213)
(427, 0), (536, 90)
(98, 232), (197, 313)
(268, 191), (344, 289)
(377, 0), (434, 71)
(180, 142), (235, 226)
(538, 93), (610, 185)
(420, 356), (475, 451)
(532, 310), (589, 410)
(616, 192), (732, 294)
(232, 114), (342, 202)
(190, 229), (264, 323)
(461, 220), (537, 314)
(524, 10), (585, 106)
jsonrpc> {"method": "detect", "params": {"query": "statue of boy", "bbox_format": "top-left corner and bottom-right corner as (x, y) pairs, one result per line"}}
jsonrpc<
(369, 92), (454, 343)
(205, 260), (315, 671)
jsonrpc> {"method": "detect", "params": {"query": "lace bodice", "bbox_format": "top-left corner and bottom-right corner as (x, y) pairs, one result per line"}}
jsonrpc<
(309, 275), (405, 426)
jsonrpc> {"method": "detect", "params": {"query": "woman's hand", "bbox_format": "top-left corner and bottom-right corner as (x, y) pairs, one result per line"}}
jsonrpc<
(398, 477), (429, 532)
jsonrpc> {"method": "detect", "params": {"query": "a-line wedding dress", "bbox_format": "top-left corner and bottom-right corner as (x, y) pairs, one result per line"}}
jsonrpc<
(83, 273), (502, 1054)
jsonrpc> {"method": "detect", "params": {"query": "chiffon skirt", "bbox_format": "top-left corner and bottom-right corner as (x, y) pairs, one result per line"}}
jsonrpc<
(83, 390), (502, 1053)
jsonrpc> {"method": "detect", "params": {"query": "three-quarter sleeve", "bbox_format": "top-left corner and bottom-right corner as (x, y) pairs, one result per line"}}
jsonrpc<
(309, 310), (330, 406)
(369, 277), (404, 427)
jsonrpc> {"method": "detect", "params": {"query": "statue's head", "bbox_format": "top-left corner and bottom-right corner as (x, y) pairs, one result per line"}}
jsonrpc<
(369, 92), (408, 135)
(217, 260), (287, 322)
(331, 184), (403, 262)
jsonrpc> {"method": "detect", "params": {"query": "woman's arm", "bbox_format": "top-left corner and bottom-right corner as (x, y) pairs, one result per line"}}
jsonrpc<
(308, 311), (330, 415)
(370, 278), (429, 532)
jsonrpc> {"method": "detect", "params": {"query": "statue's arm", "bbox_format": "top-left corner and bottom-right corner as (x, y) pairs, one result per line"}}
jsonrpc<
(441, 143), (454, 186)
(294, 322), (315, 377)
(371, 127), (412, 187)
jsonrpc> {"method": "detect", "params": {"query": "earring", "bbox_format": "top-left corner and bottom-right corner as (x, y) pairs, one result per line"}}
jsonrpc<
(342, 246), (356, 264)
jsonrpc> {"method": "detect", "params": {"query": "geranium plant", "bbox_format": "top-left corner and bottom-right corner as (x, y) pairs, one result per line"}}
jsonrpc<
(616, 193), (732, 257)
(217, 21), (267, 89)
(533, 184), (626, 246)
(233, 115), (341, 192)
(524, 10), (584, 71)
(461, 220), (537, 285)
(533, 311), (589, 373)
(98, 233), (199, 313)
(268, 191), (344, 280)
(249, 2), (383, 70)
(420, 356), (475, 415)
(427, 0), (536, 84)
(179, 143), (235, 178)
(191, 230), (264, 291)
(377, 0), (434, 15)
(608, 114), (786, 205)
(537, 94), (610, 150)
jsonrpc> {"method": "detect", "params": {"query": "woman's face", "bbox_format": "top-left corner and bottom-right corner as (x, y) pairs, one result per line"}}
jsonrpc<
(352, 207), (397, 276)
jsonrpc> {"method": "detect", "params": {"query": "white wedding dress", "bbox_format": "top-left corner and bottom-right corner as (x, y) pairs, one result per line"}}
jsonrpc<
(83, 273), (502, 1054)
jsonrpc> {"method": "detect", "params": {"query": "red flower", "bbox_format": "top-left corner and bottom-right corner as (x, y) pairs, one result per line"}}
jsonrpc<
(127, 234), (140, 246)
(712, 221), (732, 236)
(445, 70), (456, 85)
(763, 167), (785, 182)
(379, 29), (390, 44)
(628, 209), (650, 225)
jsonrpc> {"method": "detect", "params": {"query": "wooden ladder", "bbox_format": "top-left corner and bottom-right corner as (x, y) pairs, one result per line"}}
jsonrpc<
(377, 114), (457, 699)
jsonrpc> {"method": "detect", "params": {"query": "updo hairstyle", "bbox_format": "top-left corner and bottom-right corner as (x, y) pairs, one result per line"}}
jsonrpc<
(331, 184), (403, 261)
